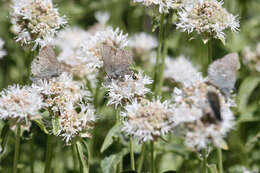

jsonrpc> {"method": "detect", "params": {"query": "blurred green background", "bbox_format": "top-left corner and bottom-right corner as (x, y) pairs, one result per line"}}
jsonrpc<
(0, 0), (260, 172)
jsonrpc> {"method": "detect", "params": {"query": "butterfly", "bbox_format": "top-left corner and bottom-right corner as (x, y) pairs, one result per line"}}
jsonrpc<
(100, 44), (133, 80)
(31, 45), (69, 81)
(208, 53), (240, 96)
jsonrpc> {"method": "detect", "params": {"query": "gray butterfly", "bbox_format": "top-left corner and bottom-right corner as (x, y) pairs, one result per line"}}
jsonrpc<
(208, 53), (240, 96)
(100, 44), (133, 80)
(31, 45), (62, 80)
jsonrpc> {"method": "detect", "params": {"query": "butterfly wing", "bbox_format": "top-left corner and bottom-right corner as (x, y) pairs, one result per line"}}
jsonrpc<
(208, 53), (239, 95)
(31, 45), (61, 80)
(114, 48), (133, 78)
(101, 44), (133, 80)
(100, 44), (116, 79)
(207, 91), (222, 121)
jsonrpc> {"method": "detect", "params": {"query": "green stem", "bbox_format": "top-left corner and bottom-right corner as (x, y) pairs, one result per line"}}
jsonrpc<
(76, 141), (89, 173)
(44, 135), (54, 173)
(137, 143), (146, 173)
(72, 144), (78, 172)
(30, 131), (34, 173)
(202, 149), (207, 173)
(150, 141), (155, 173)
(156, 14), (171, 96)
(152, 13), (165, 93)
(116, 108), (121, 123)
(116, 162), (122, 173)
(217, 148), (223, 173)
(130, 137), (135, 170)
(12, 125), (21, 173)
(207, 39), (212, 65)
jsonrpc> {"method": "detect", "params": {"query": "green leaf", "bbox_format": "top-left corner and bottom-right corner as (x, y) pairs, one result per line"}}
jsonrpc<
(163, 171), (178, 173)
(33, 119), (49, 134)
(101, 149), (128, 173)
(237, 76), (260, 115)
(52, 116), (59, 136)
(219, 37), (226, 45)
(208, 164), (218, 173)
(0, 124), (10, 153)
(76, 141), (89, 173)
(100, 123), (122, 153)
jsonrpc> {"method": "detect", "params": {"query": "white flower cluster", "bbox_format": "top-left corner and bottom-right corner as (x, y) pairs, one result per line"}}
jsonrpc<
(129, 32), (158, 58)
(176, 0), (239, 43)
(242, 43), (260, 72)
(80, 26), (129, 70)
(10, 0), (66, 48)
(105, 71), (153, 107)
(0, 38), (6, 59)
(34, 73), (96, 143)
(132, 0), (174, 13)
(172, 81), (235, 149)
(121, 98), (175, 142)
(164, 56), (204, 87)
(53, 27), (99, 78)
(34, 73), (90, 114)
(0, 85), (45, 121)
(58, 102), (96, 143)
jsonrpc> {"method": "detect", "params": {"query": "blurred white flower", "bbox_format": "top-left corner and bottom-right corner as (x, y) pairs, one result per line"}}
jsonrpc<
(132, 0), (174, 13)
(88, 11), (110, 34)
(53, 27), (100, 78)
(58, 102), (96, 143)
(10, 0), (66, 49)
(172, 81), (235, 150)
(0, 85), (45, 121)
(242, 43), (260, 72)
(105, 71), (152, 107)
(95, 11), (110, 24)
(129, 32), (157, 57)
(0, 38), (6, 59)
(176, 0), (239, 43)
(121, 98), (176, 143)
(164, 56), (204, 87)
(171, 0), (198, 9)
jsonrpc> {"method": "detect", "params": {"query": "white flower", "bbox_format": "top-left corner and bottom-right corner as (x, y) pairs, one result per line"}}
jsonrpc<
(80, 26), (129, 70)
(132, 0), (174, 13)
(121, 98), (176, 143)
(10, 0), (66, 49)
(105, 71), (152, 107)
(53, 27), (100, 77)
(58, 102), (96, 143)
(176, 0), (239, 43)
(33, 72), (95, 143)
(87, 12), (110, 34)
(0, 84), (45, 121)
(0, 38), (6, 59)
(164, 56), (204, 87)
(171, 0), (198, 9)
(94, 11), (110, 24)
(242, 43), (260, 73)
(129, 32), (157, 57)
(94, 27), (129, 49)
(172, 81), (235, 150)
(34, 73), (91, 113)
